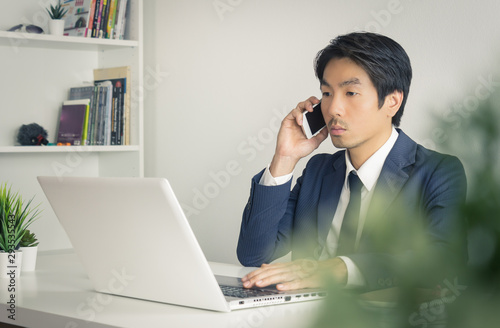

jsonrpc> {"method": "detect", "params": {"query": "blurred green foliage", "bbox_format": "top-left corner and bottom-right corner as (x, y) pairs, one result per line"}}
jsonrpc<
(310, 82), (500, 328)
(438, 87), (500, 328)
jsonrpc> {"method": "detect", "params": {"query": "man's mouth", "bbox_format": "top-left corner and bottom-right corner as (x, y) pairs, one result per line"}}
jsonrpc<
(330, 125), (346, 136)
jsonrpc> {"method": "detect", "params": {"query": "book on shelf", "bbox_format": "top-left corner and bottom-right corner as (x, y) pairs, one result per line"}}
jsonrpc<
(91, 0), (102, 38)
(87, 0), (128, 39)
(57, 99), (90, 146)
(61, 0), (128, 39)
(106, 0), (118, 39)
(69, 85), (96, 145)
(98, 0), (109, 38)
(94, 66), (131, 145)
(66, 66), (130, 146)
(93, 81), (113, 145)
(113, 0), (128, 39)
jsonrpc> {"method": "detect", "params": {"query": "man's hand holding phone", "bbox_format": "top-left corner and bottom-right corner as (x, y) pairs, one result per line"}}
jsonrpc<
(269, 96), (328, 177)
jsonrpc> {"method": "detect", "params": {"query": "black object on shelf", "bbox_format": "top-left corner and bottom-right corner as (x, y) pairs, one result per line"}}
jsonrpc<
(17, 123), (49, 146)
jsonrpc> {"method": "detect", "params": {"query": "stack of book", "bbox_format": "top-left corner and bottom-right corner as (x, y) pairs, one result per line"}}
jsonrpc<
(56, 66), (131, 146)
(62, 0), (129, 39)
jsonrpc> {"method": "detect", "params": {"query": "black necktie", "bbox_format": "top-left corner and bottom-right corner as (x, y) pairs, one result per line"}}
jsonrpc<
(337, 171), (362, 255)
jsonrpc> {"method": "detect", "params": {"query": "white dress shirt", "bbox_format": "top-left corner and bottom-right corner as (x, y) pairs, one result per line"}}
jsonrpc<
(259, 127), (399, 288)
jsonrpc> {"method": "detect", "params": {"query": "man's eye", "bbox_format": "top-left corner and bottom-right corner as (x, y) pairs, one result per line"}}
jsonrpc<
(322, 92), (332, 97)
(346, 92), (358, 96)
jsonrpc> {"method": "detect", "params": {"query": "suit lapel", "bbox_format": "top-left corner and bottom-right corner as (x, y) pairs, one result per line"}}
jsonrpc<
(317, 153), (346, 247)
(367, 129), (417, 219)
(314, 129), (418, 253)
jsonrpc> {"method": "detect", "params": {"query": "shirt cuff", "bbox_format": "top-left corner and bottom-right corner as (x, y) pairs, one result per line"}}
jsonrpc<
(337, 256), (366, 289)
(259, 165), (293, 186)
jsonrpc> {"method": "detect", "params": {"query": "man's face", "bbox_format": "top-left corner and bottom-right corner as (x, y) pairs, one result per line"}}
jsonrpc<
(320, 57), (398, 159)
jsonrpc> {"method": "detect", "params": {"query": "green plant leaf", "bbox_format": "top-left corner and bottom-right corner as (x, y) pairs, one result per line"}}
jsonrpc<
(0, 183), (41, 251)
(46, 0), (68, 19)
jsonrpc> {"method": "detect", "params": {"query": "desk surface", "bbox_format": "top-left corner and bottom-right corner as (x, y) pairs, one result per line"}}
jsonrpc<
(0, 250), (322, 328)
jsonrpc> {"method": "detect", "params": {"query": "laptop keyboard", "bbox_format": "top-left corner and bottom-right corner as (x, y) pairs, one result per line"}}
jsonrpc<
(220, 285), (280, 299)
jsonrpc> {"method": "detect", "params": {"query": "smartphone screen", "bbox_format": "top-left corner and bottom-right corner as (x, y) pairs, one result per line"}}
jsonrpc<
(303, 102), (326, 138)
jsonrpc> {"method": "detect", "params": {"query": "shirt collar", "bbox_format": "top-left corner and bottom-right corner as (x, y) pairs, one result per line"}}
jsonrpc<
(344, 127), (399, 191)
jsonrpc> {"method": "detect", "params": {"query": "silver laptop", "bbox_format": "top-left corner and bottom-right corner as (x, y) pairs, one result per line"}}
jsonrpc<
(37, 176), (326, 312)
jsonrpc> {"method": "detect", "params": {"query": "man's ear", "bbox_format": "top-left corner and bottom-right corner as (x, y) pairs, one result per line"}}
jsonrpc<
(384, 90), (404, 118)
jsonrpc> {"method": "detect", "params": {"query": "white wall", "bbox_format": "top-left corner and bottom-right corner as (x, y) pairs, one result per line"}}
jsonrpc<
(143, 0), (500, 264)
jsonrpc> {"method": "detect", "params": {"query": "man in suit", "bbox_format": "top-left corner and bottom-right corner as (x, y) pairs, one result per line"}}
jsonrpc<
(237, 32), (467, 292)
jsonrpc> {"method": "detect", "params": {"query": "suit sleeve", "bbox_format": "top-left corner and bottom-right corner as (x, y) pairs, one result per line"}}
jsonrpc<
(237, 169), (302, 267)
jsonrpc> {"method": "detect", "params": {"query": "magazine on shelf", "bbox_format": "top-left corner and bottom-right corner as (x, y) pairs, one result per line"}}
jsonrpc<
(57, 100), (90, 146)
(62, 0), (94, 37)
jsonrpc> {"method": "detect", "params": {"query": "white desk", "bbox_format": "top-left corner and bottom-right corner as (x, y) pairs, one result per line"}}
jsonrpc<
(0, 250), (322, 328)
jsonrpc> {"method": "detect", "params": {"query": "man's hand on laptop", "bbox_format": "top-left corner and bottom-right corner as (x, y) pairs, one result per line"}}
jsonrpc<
(241, 258), (347, 290)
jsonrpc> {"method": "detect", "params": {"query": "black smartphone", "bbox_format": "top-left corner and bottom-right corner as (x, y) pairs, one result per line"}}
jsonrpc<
(302, 102), (326, 139)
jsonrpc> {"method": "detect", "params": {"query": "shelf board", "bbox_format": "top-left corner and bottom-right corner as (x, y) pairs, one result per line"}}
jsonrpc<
(0, 31), (138, 51)
(0, 145), (140, 153)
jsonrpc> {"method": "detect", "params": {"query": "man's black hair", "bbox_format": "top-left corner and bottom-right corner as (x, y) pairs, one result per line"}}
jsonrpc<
(314, 32), (412, 127)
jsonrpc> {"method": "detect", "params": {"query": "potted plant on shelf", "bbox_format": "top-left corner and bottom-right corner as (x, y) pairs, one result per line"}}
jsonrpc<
(0, 184), (41, 278)
(46, 0), (68, 36)
(19, 229), (39, 272)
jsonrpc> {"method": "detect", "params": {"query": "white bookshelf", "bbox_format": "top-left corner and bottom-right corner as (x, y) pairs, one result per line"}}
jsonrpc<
(0, 0), (144, 251)
(0, 30), (139, 48)
(0, 145), (140, 153)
